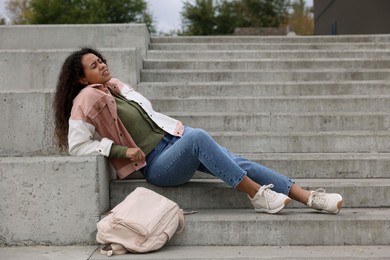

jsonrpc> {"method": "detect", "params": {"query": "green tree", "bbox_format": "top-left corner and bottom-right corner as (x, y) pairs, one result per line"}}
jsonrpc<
(6, 0), (31, 24)
(181, 0), (217, 35)
(5, 0), (155, 32)
(289, 0), (313, 35)
(214, 1), (241, 34)
(181, 0), (290, 35)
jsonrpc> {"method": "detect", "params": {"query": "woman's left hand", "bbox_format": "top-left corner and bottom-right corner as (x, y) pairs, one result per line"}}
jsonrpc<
(125, 147), (145, 162)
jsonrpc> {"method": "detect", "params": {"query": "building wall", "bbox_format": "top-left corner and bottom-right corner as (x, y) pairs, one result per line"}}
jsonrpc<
(314, 0), (390, 35)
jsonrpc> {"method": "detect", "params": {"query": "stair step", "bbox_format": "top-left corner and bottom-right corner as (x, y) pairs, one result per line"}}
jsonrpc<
(150, 35), (390, 43)
(4, 92), (390, 155)
(90, 245), (390, 259)
(147, 49), (390, 59)
(149, 95), (390, 113)
(110, 179), (390, 209)
(149, 42), (390, 51)
(138, 81), (390, 98)
(208, 131), (390, 153)
(141, 68), (390, 82)
(0, 24), (149, 56)
(126, 152), (390, 180)
(0, 155), (110, 245)
(167, 112), (390, 132)
(0, 48), (140, 91)
(0, 90), (56, 156)
(74, 130), (383, 154)
(164, 208), (390, 246)
(143, 58), (390, 70)
(1, 29), (388, 249)
(242, 152), (390, 179)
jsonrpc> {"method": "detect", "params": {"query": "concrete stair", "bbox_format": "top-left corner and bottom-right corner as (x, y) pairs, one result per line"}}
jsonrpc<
(116, 35), (390, 252)
(0, 48), (142, 91)
(1, 25), (390, 259)
(0, 25), (147, 247)
(148, 49), (390, 59)
(110, 178), (390, 209)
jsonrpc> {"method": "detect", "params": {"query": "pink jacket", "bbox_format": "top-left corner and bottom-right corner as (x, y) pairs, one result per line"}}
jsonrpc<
(68, 78), (184, 179)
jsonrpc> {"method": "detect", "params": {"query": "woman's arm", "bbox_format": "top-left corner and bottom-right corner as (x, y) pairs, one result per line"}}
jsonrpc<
(68, 119), (145, 162)
(110, 145), (145, 161)
(68, 118), (113, 156)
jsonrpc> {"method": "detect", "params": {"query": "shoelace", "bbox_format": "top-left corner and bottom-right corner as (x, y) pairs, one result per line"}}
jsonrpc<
(308, 188), (327, 208)
(260, 184), (277, 201)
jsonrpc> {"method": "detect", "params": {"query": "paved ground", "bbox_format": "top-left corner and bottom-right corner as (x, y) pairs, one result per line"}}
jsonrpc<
(0, 246), (98, 260)
(1, 245), (390, 259)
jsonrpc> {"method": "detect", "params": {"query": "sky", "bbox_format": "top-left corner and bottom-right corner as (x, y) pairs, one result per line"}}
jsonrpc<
(0, 0), (313, 32)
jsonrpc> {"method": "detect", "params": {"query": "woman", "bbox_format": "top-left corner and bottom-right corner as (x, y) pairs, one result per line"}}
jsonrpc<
(54, 48), (343, 214)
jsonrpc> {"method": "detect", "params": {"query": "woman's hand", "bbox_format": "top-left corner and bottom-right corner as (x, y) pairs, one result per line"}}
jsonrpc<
(125, 147), (145, 162)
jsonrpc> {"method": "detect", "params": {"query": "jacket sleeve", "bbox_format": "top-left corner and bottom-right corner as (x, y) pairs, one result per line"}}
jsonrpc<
(68, 118), (114, 156)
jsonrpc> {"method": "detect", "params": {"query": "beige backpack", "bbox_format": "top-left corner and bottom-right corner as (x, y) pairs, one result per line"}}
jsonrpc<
(96, 187), (185, 255)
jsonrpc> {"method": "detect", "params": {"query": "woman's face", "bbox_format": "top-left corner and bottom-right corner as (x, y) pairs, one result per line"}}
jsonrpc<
(80, 53), (112, 85)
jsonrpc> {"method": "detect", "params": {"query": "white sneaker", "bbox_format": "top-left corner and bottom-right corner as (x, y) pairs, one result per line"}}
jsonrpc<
(307, 188), (343, 214)
(248, 184), (291, 214)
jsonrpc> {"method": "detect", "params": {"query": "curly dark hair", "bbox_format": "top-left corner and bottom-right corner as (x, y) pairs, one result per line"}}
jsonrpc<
(53, 48), (107, 150)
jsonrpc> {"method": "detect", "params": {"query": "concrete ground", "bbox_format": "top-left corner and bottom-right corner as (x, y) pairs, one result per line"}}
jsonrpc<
(0, 245), (98, 260)
(1, 245), (390, 259)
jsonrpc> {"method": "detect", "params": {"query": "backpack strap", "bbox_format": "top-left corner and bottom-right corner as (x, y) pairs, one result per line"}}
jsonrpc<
(100, 243), (128, 256)
(175, 209), (186, 234)
(176, 209), (197, 235)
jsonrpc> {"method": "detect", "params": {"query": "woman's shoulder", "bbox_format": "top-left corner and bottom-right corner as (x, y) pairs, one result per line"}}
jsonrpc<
(75, 85), (106, 101)
(72, 85), (107, 113)
(108, 78), (133, 93)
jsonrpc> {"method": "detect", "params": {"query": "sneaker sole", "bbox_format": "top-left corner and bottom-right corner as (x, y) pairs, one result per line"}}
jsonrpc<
(255, 197), (291, 214)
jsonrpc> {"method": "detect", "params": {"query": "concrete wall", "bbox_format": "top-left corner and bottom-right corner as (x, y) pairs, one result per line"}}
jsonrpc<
(0, 24), (150, 56)
(0, 156), (110, 245)
(0, 91), (55, 156)
(0, 48), (142, 91)
(314, 0), (390, 35)
(0, 24), (149, 245)
(0, 25), (146, 156)
(0, 24), (147, 90)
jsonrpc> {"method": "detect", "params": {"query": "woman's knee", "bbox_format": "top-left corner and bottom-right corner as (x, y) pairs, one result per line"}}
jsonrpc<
(186, 128), (210, 140)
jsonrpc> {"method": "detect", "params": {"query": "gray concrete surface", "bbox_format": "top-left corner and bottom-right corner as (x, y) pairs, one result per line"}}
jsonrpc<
(149, 42), (390, 50)
(2, 245), (390, 260)
(0, 91), (55, 156)
(3, 92), (390, 155)
(0, 48), (141, 91)
(0, 156), (110, 245)
(110, 179), (390, 209)
(209, 130), (390, 153)
(148, 95), (390, 113)
(165, 209), (390, 246)
(150, 34), (390, 43)
(147, 49), (390, 59)
(143, 58), (390, 70)
(141, 68), (390, 82)
(0, 246), (98, 260)
(45, 152), (390, 180)
(0, 24), (150, 56)
(1, 27), (390, 250)
(138, 81), (390, 98)
(170, 112), (390, 132)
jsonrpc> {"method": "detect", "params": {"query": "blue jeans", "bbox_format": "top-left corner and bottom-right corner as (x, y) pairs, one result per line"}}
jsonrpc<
(142, 127), (293, 195)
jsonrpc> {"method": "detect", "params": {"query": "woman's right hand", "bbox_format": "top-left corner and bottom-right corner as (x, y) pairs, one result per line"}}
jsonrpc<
(125, 147), (145, 162)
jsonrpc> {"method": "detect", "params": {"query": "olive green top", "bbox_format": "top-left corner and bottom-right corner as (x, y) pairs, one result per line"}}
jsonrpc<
(108, 92), (165, 158)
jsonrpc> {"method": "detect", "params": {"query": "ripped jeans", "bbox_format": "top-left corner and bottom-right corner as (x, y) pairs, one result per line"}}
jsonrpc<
(142, 126), (293, 195)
